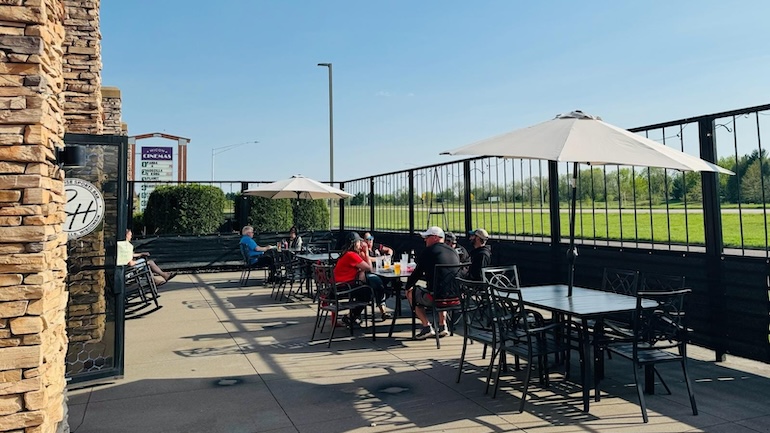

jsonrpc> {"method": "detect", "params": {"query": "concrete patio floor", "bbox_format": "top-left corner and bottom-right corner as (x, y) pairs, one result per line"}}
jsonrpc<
(67, 271), (770, 433)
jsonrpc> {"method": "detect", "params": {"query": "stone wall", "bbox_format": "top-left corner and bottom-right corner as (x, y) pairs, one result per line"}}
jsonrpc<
(61, 0), (100, 134)
(0, 0), (70, 432)
(61, 0), (105, 375)
(100, 86), (120, 135)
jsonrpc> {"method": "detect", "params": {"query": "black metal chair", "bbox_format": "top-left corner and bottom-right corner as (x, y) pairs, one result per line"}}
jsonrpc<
(239, 243), (270, 286)
(488, 276), (580, 413)
(640, 272), (686, 292)
(124, 260), (160, 315)
(607, 288), (698, 423)
(411, 263), (465, 349)
(310, 263), (377, 348)
(456, 277), (497, 391)
(482, 265), (521, 285)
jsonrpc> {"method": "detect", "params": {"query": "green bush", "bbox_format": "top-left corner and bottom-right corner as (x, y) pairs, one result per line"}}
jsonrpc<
(236, 194), (330, 232)
(144, 184), (226, 235)
(293, 199), (329, 230)
(244, 196), (293, 232)
(131, 211), (144, 234)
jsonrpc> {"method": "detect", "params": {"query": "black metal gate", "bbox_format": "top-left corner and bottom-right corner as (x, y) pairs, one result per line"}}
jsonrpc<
(63, 133), (128, 384)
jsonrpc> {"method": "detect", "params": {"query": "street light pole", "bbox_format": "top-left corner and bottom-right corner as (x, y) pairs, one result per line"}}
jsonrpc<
(318, 62), (334, 229)
(211, 140), (259, 181)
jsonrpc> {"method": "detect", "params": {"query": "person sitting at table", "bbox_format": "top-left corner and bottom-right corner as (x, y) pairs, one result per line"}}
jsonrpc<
(363, 232), (393, 259)
(444, 231), (469, 262)
(405, 226), (460, 340)
(334, 232), (388, 326)
(462, 228), (492, 281)
(286, 225), (303, 251)
(239, 225), (277, 282)
(360, 235), (393, 320)
(124, 229), (176, 285)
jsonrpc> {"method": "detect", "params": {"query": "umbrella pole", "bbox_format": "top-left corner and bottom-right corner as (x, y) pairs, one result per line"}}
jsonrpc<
(567, 162), (578, 296)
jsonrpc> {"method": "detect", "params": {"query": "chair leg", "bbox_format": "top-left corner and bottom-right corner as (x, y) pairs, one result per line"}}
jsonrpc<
(457, 335), (469, 383)
(327, 310), (338, 348)
(653, 366), (672, 395)
(370, 302), (377, 342)
(493, 352), (505, 398)
(633, 364), (649, 423)
(311, 307), (321, 342)
(519, 357), (533, 413)
(681, 359), (698, 415)
(485, 345), (499, 395)
(433, 308), (441, 349)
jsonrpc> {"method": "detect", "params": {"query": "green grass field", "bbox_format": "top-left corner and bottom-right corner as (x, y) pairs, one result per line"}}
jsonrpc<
(334, 205), (769, 249)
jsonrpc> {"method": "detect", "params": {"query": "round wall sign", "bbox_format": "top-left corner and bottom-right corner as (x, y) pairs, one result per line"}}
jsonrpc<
(64, 178), (105, 240)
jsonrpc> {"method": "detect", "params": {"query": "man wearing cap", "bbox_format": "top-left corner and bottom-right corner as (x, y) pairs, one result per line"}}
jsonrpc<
(404, 226), (461, 340)
(444, 232), (469, 263)
(464, 228), (492, 281)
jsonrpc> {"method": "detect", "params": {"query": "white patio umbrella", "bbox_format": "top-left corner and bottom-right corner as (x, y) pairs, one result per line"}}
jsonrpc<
(442, 110), (733, 295)
(243, 175), (353, 200)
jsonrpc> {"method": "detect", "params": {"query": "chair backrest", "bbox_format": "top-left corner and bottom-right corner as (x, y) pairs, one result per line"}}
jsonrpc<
(483, 264), (521, 289)
(312, 263), (335, 300)
(633, 288), (691, 353)
(482, 265), (520, 286)
(306, 241), (332, 254)
(432, 263), (465, 302)
(640, 272), (685, 292)
(487, 274), (538, 344)
(601, 267), (639, 295)
(457, 277), (495, 334)
(239, 243), (250, 264)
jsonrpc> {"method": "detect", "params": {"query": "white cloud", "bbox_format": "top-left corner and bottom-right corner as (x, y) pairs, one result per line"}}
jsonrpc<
(375, 90), (391, 97)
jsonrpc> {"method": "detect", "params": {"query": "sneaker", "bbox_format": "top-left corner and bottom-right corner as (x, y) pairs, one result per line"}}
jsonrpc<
(415, 325), (435, 340)
(380, 312), (393, 321)
(437, 325), (449, 338)
(342, 316), (359, 329)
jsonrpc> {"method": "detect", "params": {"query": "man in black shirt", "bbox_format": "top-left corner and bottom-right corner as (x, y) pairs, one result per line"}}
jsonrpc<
(405, 226), (461, 339)
(464, 228), (492, 281)
(444, 231), (469, 263)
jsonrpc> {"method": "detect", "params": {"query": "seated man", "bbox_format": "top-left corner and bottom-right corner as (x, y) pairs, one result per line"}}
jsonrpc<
(404, 226), (460, 339)
(239, 225), (277, 282)
(444, 232), (469, 263)
(123, 229), (176, 285)
(463, 228), (492, 281)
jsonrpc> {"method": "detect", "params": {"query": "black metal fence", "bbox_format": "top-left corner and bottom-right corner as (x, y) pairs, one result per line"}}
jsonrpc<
(340, 103), (770, 257)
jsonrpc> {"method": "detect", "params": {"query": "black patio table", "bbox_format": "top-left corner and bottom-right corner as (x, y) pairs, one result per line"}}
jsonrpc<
(372, 268), (417, 337)
(294, 252), (340, 297)
(511, 284), (657, 413)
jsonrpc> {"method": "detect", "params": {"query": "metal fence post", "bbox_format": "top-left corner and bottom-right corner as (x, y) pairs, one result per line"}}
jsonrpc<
(699, 117), (727, 362)
(547, 161), (563, 279)
(463, 160), (472, 234)
(408, 170), (415, 233)
(369, 177), (375, 232)
(340, 181), (346, 234)
(238, 182), (250, 232)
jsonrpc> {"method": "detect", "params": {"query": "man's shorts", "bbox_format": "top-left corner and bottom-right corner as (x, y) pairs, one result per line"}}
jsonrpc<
(413, 286), (434, 307)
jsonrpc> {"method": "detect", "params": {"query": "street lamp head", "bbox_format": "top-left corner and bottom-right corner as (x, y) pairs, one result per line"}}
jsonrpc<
(317, 63), (331, 67)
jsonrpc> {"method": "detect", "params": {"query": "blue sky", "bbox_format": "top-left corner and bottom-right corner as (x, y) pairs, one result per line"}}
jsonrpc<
(100, 1), (770, 184)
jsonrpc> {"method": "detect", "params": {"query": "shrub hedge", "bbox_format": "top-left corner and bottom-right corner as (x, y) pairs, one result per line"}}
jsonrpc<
(236, 195), (330, 233)
(144, 184), (226, 235)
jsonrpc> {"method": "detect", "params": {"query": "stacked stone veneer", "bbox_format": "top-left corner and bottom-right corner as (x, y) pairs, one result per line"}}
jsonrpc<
(61, 0), (106, 365)
(100, 86), (120, 135)
(61, 0), (100, 134)
(0, 0), (69, 432)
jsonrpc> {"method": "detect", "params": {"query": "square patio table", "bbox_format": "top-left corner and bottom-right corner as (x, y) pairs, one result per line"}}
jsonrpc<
(372, 268), (414, 337)
(294, 252), (340, 297)
(511, 284), (657, 413)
